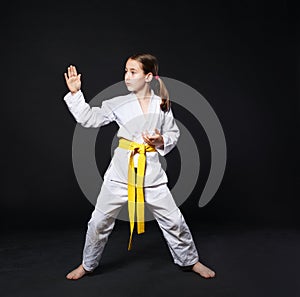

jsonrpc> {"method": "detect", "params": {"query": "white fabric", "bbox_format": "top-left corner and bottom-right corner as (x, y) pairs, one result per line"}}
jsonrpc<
(63, 89), (180, 186)
(82, 179), (199, 271)
(63, 89), (199, 270)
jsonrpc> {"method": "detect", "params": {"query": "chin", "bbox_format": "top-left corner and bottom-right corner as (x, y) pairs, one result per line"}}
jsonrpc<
(126, 85), (135, 92)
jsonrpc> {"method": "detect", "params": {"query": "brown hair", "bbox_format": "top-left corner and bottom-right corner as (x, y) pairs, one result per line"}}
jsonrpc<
(128, 53), (170, 112)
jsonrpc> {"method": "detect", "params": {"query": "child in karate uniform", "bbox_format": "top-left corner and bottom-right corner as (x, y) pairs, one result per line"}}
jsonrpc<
(63, 53), (215, 279)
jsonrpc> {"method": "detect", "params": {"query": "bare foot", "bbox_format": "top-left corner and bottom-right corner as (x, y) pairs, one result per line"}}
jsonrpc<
(66, 264), (92, 280)
(192, 261), (216, 278)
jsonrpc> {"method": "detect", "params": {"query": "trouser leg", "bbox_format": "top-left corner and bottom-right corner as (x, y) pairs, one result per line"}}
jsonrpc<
(82, 180), (128, 271)
(144, 184), (199, 268)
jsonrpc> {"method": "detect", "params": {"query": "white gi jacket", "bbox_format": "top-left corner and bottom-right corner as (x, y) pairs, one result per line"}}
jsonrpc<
(63, 89), (180, 187)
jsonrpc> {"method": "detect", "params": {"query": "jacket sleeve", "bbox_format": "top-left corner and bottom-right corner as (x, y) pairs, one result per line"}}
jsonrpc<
(63, 90), (116, 128)
(156, 108), (180, 156)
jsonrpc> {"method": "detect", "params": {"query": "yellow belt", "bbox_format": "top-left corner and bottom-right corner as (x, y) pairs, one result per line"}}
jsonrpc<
(118, 138), (157, 250)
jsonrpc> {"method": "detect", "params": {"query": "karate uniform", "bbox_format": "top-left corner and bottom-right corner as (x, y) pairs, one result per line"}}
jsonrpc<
(63, 89), (199, 271)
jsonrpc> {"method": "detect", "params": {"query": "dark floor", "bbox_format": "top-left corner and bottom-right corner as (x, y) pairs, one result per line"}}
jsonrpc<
(1, 220), (299, 297)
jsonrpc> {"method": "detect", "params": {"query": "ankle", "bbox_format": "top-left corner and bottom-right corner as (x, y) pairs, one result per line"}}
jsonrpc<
(82, 265), (92, 273)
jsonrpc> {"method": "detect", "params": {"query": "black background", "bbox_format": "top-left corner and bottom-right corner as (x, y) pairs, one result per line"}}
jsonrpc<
(1, 1), (299, 296)
(2, 0), (298, 230)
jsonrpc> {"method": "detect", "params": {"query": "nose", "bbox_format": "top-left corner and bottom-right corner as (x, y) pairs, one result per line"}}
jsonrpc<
(125, 72), (131, 81)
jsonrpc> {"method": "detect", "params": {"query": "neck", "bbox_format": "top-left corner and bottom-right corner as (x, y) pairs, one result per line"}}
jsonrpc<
(134, 86), (151, 101)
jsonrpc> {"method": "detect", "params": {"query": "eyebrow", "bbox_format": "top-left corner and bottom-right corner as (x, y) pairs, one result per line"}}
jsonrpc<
(125, 67), (138, 71)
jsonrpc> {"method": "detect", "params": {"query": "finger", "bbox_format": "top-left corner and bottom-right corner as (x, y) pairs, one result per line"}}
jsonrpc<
(68, 66), (71, 78)
(73, 66), (77, 76)
(64, 73), (68, 82)
(71, 65), (74, 76)
(70, 65), (75, 77)
(144, 135), (151, 142)
(147, 138), (155, 145)
(142, 135), (151, 144)
(148, 135), (158, 141)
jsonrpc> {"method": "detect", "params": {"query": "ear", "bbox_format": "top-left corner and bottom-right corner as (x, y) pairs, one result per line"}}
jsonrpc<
(145, 73), (153, 83)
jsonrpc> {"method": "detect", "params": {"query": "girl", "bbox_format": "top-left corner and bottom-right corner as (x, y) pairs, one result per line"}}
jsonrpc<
(63, 53), (215, 279)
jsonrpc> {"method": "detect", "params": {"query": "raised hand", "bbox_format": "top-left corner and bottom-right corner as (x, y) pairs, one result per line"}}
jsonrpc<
(64, 65), (81, 94)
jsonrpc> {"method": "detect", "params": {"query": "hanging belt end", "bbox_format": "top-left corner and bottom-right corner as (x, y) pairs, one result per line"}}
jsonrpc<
(137, 223), (145, 234)
(128, 234), (133, 251)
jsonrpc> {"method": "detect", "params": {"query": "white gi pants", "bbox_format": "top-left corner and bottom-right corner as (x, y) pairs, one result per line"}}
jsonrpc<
(81, 179), (199, 271)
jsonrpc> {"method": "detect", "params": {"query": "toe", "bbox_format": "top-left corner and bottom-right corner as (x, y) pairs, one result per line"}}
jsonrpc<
(207, 270), (215, 278)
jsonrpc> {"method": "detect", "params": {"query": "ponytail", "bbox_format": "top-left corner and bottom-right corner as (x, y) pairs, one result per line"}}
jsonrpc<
(156, 76), (170, 112)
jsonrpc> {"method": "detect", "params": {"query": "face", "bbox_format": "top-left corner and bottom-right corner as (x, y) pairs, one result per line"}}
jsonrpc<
(124, 59), (152, 92)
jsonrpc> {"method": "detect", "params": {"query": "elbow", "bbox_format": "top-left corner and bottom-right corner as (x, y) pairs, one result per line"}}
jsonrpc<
(80, 122), (92, 128)
(174, 130), (180, 144)
(77, 113), (99, 128)
(79, 119), (98, 128)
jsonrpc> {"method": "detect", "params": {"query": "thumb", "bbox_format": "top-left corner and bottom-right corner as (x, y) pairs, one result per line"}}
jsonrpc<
(155, 128), (160, 135)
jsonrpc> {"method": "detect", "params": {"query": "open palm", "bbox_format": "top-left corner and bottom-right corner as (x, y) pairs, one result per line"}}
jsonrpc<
(64, 65), (81, 94)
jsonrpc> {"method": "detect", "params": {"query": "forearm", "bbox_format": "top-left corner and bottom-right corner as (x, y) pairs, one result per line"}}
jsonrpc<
(63, 91), (114, 128)
(156, 109), (180, 156)
(156, 131), (180, 156)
